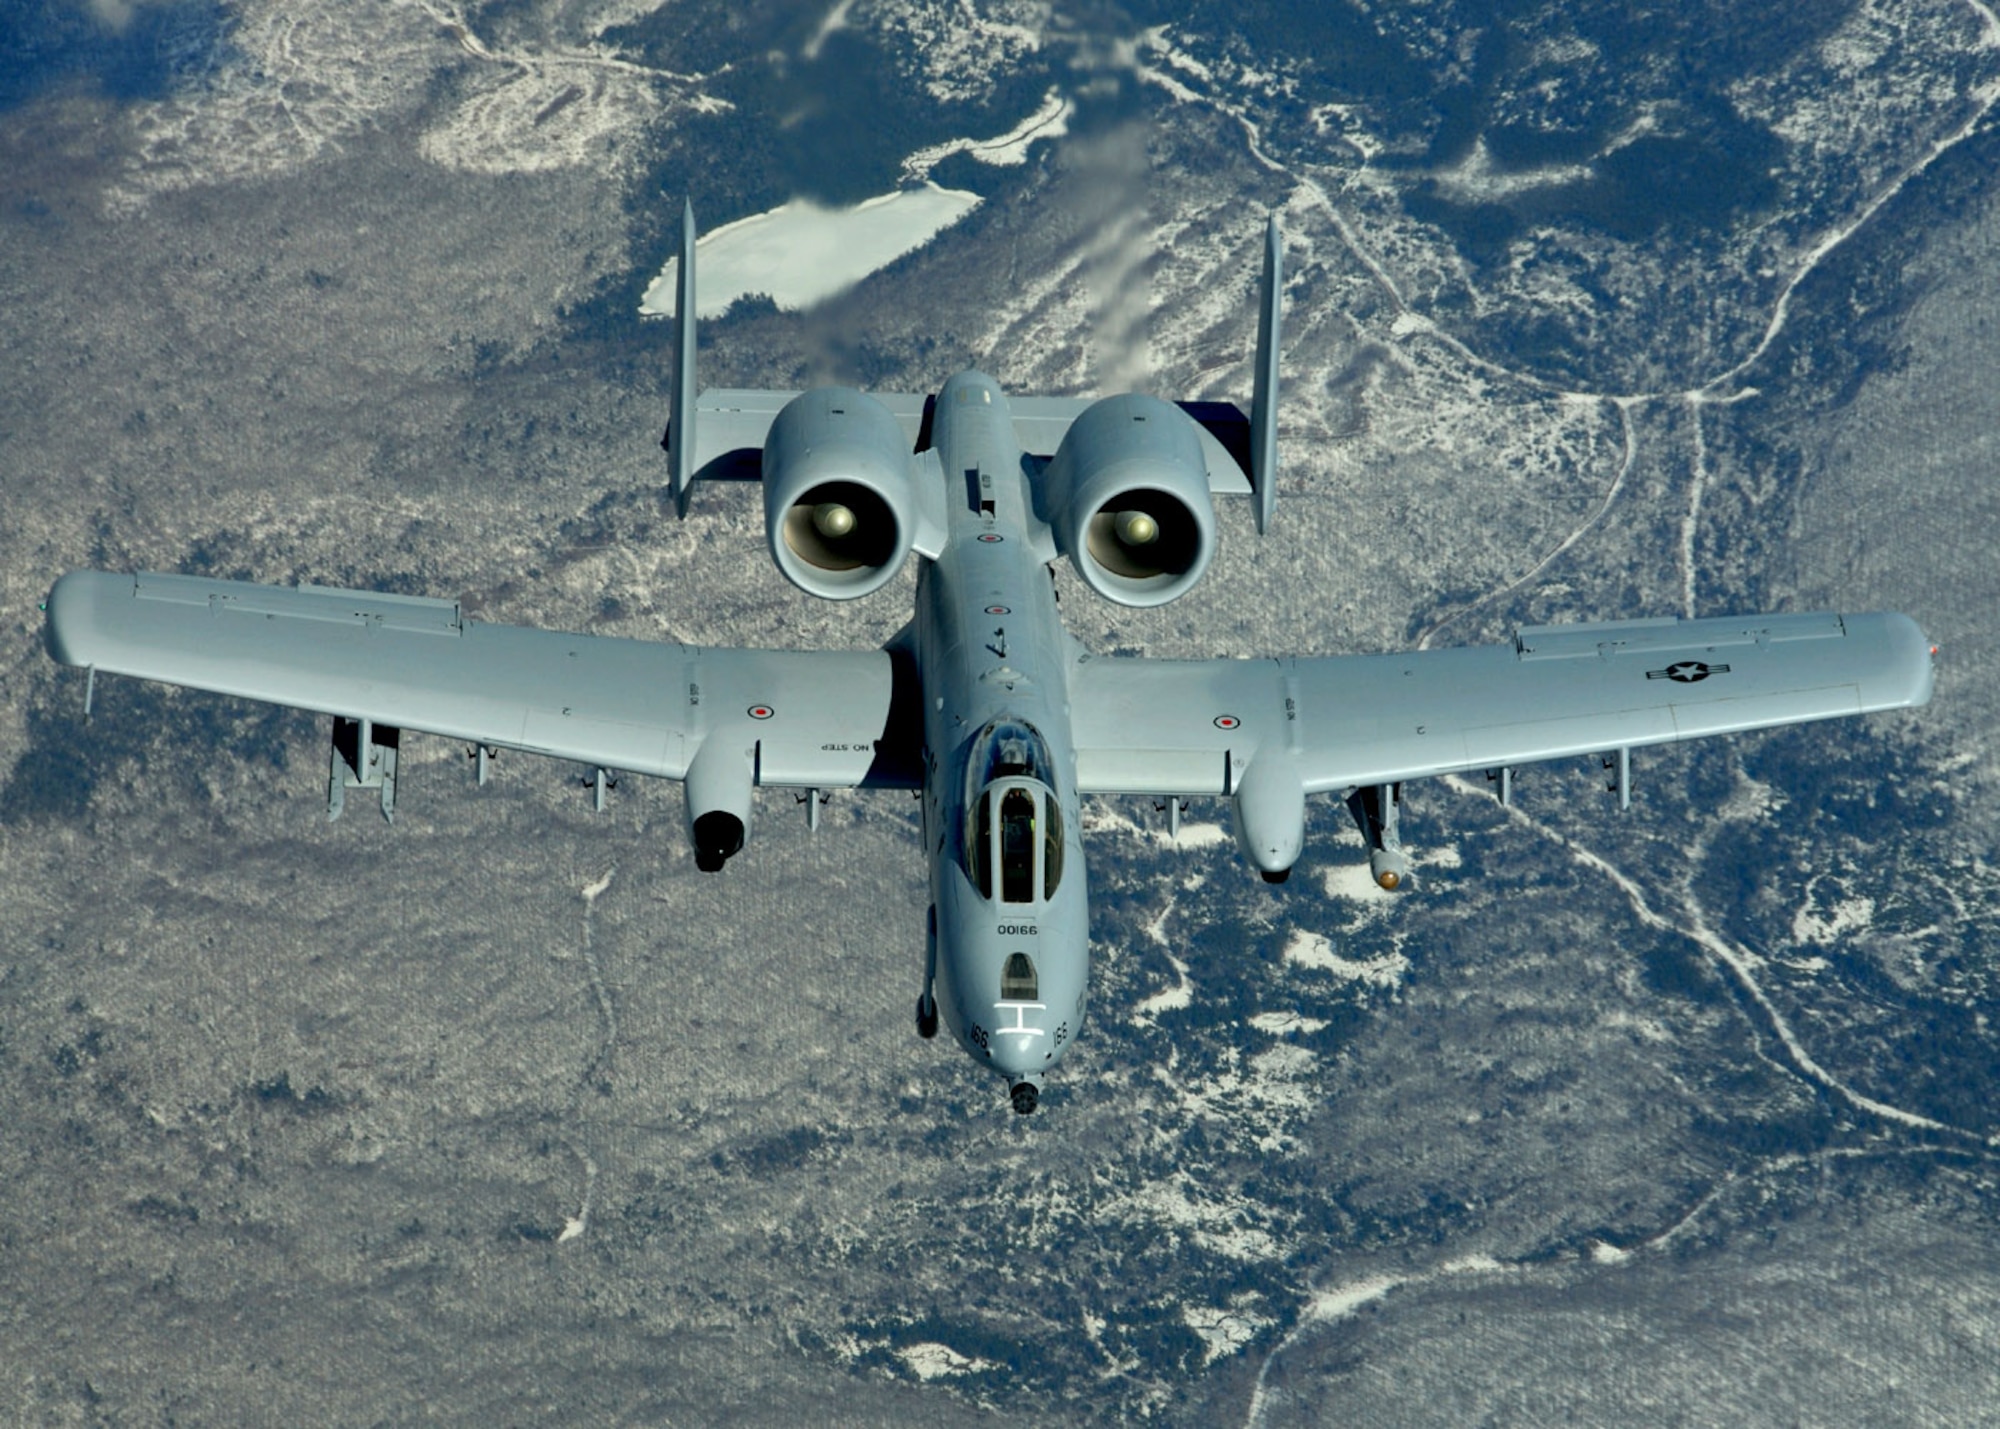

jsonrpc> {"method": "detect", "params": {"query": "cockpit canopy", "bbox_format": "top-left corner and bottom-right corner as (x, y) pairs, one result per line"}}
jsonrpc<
(962, 720), (1066, 905)
(970, 718), (1050, 785)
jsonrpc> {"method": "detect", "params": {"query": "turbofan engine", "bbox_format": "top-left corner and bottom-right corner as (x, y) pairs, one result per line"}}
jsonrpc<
(1043, 393), (1216, 607)
(762, 387), (916, 599)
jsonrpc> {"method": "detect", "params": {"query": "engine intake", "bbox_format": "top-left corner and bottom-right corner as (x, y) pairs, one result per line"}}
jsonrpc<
(1044, 393), (1216, 607)
(763, 387), (915, 599)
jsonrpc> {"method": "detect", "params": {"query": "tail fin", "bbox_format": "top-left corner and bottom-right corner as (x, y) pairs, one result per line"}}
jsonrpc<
(1248, 215), (1282, 536)
(666, 200), (699, 519)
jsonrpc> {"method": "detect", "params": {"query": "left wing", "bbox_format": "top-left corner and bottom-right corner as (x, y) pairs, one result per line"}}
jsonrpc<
(1071, 610), (1936, 797)
(45, 570), (920, 790)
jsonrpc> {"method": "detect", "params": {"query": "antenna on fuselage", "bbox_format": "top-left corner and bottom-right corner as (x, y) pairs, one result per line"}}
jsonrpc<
(1248, 214), (1283, 536)
(664, 199), (699, 520)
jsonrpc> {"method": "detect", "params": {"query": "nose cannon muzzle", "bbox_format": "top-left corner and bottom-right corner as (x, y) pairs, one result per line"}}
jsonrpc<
(1009, 1075), (1041, 1115)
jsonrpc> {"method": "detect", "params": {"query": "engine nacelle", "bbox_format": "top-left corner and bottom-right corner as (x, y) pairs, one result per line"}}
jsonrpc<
(762, 387), (916, 600)
(1043, 393), (1216, 607)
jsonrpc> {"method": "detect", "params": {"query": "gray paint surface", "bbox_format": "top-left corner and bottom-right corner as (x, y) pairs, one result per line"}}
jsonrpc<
(43, 370), (1935, 1102)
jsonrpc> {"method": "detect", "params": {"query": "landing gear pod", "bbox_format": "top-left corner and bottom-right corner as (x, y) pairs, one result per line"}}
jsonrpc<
(1044, 393), (1216, 608)
(762, 387), (916, 599)
(1234, 752), (1305, 881)
(685, 735), (754, 871)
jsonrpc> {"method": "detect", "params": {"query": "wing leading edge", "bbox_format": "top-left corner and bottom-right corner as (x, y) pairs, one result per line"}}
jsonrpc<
(1071, 610), (1935, 797)
(46, 571), (920, 790)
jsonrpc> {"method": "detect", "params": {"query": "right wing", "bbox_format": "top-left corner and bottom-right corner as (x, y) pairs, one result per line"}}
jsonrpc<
(1071, 610), (1936, 797)
(45, 570), (921, 790)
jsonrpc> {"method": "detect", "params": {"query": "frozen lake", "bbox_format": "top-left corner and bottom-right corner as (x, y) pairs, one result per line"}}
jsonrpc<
(640, 183), (982, 319)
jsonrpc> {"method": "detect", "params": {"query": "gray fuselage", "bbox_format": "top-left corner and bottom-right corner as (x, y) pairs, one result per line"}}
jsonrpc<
(915, 373), (1089, 1096)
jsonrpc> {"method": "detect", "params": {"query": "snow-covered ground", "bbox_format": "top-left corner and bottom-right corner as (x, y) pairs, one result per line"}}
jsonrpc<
(900, 87), (1073, 182)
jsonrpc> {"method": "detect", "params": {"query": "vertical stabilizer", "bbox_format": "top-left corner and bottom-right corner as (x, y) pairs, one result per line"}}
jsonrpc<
(668, 200), (698, 519)
(1248, 215), (1282, 535)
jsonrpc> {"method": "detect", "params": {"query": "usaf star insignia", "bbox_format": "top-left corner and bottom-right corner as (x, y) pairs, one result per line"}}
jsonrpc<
(1646, 660), (1730, 683)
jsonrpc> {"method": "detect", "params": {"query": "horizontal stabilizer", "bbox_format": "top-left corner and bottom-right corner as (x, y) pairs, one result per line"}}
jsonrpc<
(681, 389), (1255, 496)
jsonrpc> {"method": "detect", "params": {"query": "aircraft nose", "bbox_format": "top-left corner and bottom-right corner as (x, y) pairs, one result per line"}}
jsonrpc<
(982, 1006), (1058, 1079)
(988, 1035), (1039, 1078)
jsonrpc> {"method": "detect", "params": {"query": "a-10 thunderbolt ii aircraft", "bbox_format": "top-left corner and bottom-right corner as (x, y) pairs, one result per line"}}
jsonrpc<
(45, 207), (1936, 1114)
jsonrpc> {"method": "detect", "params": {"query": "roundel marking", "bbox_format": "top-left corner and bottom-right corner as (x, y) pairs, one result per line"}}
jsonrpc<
(1645, 659), (1731, 684)
(748, 705), (775, 720)
(1214, 714), (1242, 730)
(978, 533), (1004, 543)
(985, 604), (1010, 615)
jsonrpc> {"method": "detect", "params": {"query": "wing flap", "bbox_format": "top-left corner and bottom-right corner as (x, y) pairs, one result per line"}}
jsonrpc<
(1070, 654), (1266, 795)
(1075, 745), (1234, 797)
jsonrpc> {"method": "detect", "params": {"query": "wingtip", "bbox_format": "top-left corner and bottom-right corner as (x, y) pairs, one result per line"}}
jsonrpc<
(43, 570), (100, 668)
(1864, 610), (1940, 710)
